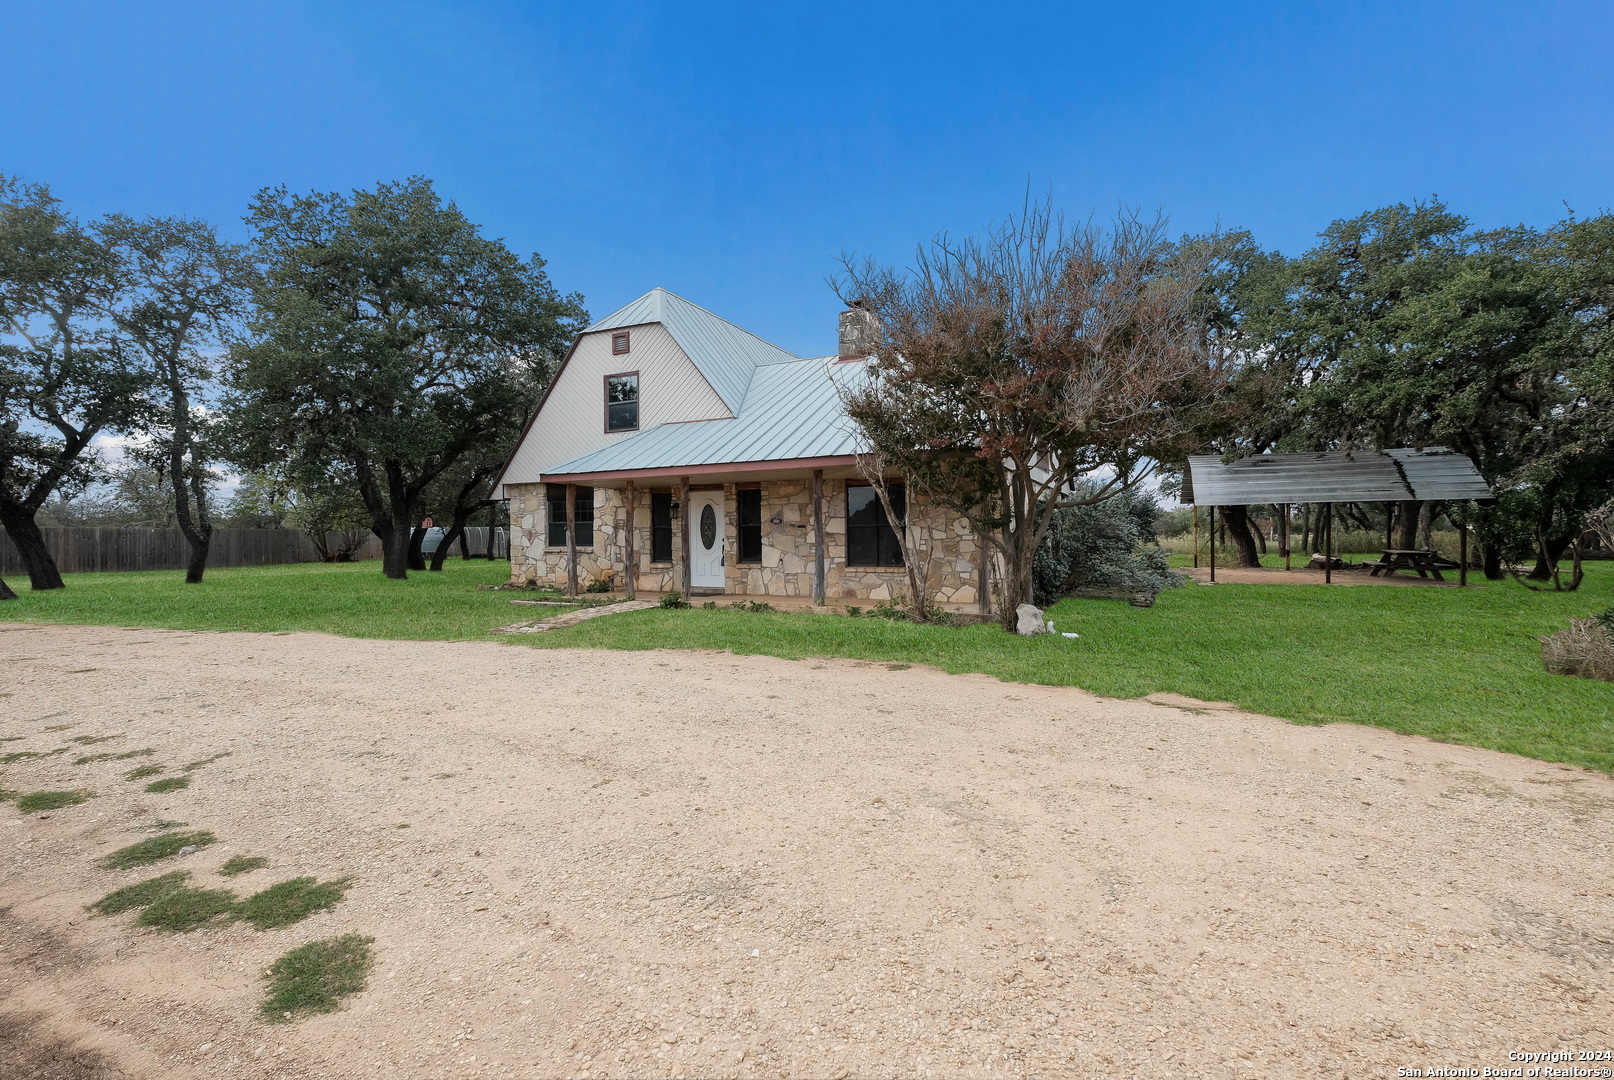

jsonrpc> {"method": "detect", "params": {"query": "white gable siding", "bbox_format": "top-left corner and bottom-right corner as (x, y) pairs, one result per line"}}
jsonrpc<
(498, 323), (732, 490)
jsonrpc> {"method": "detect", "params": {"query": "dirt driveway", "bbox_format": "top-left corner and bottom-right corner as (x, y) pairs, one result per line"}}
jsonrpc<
(2, 623), (1611, 1079)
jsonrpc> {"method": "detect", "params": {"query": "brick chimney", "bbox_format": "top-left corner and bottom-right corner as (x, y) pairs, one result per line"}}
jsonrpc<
(837, 298), (878, 360)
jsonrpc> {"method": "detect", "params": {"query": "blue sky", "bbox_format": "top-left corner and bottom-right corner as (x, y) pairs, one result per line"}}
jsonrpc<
(5, 1), (1611, 357)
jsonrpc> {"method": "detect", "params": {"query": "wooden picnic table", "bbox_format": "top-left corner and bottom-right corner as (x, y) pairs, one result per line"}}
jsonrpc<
(1368, 548), (1460, 581)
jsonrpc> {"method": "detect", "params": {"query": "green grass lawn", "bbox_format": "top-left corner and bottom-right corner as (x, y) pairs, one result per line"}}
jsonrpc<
(3, 558), (1612, 771)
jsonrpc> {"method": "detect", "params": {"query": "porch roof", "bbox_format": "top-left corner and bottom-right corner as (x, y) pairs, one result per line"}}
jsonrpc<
(541, 354), (865, 482)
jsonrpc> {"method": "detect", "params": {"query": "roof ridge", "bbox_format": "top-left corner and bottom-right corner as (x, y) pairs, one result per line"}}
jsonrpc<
(650, 286), (799, 360)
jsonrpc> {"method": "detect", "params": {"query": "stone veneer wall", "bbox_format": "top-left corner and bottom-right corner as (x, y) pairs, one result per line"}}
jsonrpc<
(506, 478), (984, 605)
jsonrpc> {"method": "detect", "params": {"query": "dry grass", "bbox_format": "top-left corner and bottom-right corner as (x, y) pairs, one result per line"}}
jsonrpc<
(1542, 617), (1614, 682)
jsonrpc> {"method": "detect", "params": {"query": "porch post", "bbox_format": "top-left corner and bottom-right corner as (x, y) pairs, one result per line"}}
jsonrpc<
(623, 480), (637, 599)
(679, 475), (692, 601)
(811, 468), (826, 606)
(976, 532), (992, 616)
(565, 483), (578, 597)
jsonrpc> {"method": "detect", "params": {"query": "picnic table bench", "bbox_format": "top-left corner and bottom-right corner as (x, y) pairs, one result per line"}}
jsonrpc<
(1367, 548), (1461, 581)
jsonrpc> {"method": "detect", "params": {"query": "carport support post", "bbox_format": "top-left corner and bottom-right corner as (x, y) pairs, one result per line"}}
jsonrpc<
(679, 475), (692, 602)
(1208, 505), (1216, 583)
(565, 483), (578, 597)
(1282, 504), (1291, 571)
(1459, 519), (1468, 587)
(623, 480), (637, 599)
(1324, 503), (1333, 585)
(811, 468), (826, 606)
(1192, 506), (1200, 569)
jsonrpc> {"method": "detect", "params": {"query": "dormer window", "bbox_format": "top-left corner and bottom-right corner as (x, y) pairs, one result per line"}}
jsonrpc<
(606, 372), (639, 432)
(612, 331), (631, 355)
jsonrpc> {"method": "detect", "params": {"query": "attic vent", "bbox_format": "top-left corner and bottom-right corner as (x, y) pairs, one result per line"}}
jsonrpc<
(611, 332), (631, 355)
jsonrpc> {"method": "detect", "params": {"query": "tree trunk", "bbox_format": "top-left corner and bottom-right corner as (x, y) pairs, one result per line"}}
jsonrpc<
(380, 520), (411, 579)
(0, 504), (65, 590)
(1417, 501), (1436, 552)
(1528, 534), (1574, 581)
(0, 574), (15, 600)
(1482, 537), (1504, 579)
(996, 530), (1035, 632)
(430, 504), (475, 571)
(1220, 505), (1263, 568)
(1396, 500), (1421, 549)
(407, 527), (428, 571)
(457, 528), (470, 560)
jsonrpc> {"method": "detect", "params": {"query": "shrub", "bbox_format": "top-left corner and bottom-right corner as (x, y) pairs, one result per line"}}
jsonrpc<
(261, 934), (376, 1023)
(1542, 616), (1614, 682)
(1032, 485), (1182, 606)
(584, 579), (614, 593)
(658, 594), (689, 609)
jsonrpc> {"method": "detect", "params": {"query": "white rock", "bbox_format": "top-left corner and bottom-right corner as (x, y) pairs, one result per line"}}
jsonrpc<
(1015, 604), (1046, 636)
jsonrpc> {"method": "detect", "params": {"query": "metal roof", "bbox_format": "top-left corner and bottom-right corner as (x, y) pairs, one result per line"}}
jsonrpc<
(1183, 447), (1492, 505)
(543, 356), (864, 477)
(586, 287), (799, 413)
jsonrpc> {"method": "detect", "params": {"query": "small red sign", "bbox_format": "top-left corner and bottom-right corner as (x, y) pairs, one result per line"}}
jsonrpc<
(421, 517), (434, 529)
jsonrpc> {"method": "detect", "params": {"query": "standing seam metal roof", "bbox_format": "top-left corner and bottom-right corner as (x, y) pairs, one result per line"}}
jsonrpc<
(585, 287), (799, 413)
(542, 356), (865, 476)
(1183, 448), (1492, 505)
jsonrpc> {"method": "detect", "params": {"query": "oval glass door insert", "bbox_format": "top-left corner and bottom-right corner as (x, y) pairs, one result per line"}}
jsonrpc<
(700, 504), (717, 549)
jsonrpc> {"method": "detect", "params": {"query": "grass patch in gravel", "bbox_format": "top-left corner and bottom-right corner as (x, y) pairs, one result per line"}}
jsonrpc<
(219, 855), (270, 877)
(181, 752), (230, 772)
(136, 885), (239, 932)
(236, 877), (352, 929)
(124, 764), (163, 781)
(261, 934), (375, 1023)
(144, 776), (191, 794)
(14, 790), (93, 813)
(89, 871), (192, 916)
(68, 734), (122, 745)
(100, 829), (216, 869)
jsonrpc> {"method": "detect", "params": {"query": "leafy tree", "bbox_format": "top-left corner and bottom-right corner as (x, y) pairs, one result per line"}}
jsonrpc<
(98, 215), (254, 583)
(0, 176), (152, 589)
(838, 203), (1229, 629)
(226, 178), (585, 579)
(1032, 484), (1178, 605)
(420, 445), (507, 571)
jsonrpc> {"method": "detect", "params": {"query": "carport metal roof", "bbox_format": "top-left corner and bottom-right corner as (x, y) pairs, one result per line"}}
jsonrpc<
(1182, 447), (1492, 506)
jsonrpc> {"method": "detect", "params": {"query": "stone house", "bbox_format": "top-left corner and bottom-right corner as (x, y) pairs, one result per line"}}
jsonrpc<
(492, 288), (992, 608)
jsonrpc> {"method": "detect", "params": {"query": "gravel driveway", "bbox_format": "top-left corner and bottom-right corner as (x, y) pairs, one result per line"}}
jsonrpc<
(2, 623), (1610, 1079)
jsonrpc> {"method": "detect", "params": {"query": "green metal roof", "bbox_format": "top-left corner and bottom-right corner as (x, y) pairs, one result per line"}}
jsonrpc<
(543, 355), (865, 477)
(586, 287), (799, 413)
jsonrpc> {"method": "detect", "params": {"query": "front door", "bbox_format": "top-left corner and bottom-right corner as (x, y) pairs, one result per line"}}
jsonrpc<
(688, 491), (726, 588)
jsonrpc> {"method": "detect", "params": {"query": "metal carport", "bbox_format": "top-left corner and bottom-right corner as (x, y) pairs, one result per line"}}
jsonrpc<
(1182, 447), (1493, 585)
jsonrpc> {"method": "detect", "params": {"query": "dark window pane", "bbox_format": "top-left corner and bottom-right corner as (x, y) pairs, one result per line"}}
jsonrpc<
(737, 488), (762, 563)
(846, 483), (904, 567)
(651, 492), (673, 562)
(547, 487), (593, 547)
(607, 374), (639, 432)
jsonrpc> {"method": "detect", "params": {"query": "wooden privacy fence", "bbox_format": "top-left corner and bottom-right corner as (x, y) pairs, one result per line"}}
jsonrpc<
(0, 528), (382, 576)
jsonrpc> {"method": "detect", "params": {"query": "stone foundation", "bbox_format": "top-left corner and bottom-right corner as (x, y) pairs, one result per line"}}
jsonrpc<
(506, 478), (984, 605)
